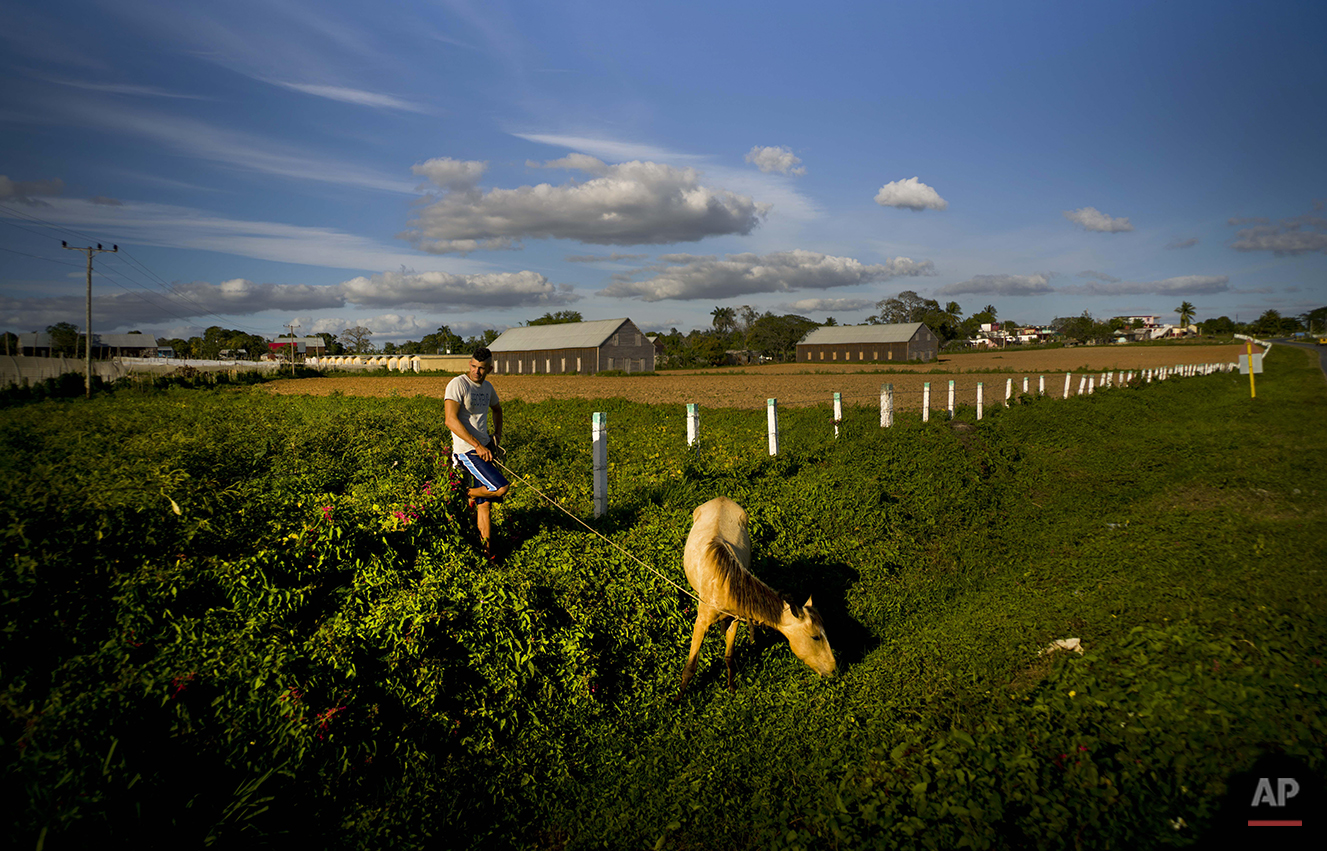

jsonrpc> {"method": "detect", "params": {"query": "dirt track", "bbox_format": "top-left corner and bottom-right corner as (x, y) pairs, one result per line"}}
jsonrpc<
(262, 343), (1253, 411)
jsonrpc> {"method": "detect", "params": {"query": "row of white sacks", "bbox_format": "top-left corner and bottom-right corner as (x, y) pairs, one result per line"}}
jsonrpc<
(306, 355), (423, 372)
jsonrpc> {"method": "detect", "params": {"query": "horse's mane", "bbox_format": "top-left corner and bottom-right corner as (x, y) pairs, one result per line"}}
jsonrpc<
(704, 539), (790, 626)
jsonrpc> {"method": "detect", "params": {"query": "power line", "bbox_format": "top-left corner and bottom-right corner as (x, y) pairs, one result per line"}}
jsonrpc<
(0, 203), (282, 339)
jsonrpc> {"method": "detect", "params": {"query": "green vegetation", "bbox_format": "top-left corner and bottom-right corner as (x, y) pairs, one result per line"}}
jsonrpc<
(2, 348), (1324, 848)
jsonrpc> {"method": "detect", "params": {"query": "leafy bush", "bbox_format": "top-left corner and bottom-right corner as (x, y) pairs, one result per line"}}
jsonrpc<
(1, 350), (1324, 848)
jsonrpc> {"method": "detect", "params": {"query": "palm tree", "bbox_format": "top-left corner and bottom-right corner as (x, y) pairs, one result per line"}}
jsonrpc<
(1175, 301), (1196, 330)
(710, 306), (736, 335)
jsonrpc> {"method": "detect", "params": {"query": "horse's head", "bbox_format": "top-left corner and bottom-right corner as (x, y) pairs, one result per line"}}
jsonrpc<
(782, 595), (836, 677)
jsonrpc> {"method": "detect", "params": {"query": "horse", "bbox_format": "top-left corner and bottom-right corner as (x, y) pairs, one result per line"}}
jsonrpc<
(676, 497), (836, 695)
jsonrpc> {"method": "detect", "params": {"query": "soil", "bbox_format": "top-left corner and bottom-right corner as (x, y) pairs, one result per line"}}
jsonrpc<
(261, 343), (1254, 412)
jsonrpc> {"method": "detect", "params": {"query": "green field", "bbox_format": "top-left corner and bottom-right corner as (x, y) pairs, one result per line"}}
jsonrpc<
(2, 348), (1324, 849)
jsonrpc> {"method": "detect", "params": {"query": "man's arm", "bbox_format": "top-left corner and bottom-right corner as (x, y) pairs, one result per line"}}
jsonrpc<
(445, 398), (492, 462)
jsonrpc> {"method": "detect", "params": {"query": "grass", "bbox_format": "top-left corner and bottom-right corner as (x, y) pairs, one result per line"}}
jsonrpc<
(0, 344), (1323, 849)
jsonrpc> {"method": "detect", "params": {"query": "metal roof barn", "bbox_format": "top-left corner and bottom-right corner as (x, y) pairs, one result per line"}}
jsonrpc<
(487, 318), (655, 374)
(796, 322), (938, 364)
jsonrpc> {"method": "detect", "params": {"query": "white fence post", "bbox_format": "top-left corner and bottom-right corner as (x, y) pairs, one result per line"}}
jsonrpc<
(1005, 377), (1012, 407)
(593, 412), (608, 518)
(767, 398), (779, 455)
(1078, 375), (1087, 395)
(947, 380), (955, 419)
(686, 403), (700, 448)
(976, 382), (984, 420)
(833, 391), (843, 439)
(1039, 375), (1045, 396)
(1022, 376), (1029, 394)
(881, 383), (894, 428)
(1064, 373), (1071, 398)
(922, 382), (931, 422)
(1088, 376), (1096, 394)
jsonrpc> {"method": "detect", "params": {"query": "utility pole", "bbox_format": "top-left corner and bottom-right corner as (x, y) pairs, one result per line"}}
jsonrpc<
(285, 322), (300, 376)
(62, 241), (117, 398)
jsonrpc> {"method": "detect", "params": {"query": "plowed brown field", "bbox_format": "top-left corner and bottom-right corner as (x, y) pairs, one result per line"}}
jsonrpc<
(262, 343), (1253, 412)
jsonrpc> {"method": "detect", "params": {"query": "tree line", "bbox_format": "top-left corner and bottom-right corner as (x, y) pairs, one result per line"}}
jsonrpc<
(8, 301), (1324, 363)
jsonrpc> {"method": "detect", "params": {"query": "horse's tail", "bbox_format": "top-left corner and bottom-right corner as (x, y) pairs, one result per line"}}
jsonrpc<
(704, 539), (784, 626)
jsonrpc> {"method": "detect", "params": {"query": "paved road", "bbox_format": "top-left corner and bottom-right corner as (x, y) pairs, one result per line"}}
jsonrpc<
(1273, 339), (1327, 380)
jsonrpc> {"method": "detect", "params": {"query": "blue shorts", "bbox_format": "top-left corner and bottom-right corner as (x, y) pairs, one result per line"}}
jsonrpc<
(455, 449), (510, 504)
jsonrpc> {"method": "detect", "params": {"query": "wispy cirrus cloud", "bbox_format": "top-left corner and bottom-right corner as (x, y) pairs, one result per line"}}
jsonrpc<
(42, 97), (416, 193)
(267, 81), (431, 113)
(1230, 213), (1327, 255)
(936, 273), (1053, 297)
(601, 249), (934, 302)
(0, 197), (489, 272)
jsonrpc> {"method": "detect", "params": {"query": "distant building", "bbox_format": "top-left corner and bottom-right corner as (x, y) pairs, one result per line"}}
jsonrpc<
(488, 318), (655, 374)
(795, 322), (938, 364)
(17, 331), (157, 358)
(269, 336), (327, 357)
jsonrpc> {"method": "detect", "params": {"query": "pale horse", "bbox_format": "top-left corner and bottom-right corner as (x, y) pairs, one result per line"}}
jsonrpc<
(677, 497), (836, 695)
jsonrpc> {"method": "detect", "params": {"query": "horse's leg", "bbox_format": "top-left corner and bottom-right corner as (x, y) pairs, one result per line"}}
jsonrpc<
(723, 617), (740, 691)
(676, 609), (714, 697)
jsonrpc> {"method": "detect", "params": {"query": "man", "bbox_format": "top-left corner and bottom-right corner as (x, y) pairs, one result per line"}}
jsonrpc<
(444, 348), (509, 556)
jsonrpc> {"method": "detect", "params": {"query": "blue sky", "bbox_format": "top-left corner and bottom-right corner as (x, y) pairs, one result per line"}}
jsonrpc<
(2, 0), (1324, 345)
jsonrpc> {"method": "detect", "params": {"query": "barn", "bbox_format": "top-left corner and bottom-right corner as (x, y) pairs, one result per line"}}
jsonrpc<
(795, 322), (938, 364)
(488, 318), (655, 375)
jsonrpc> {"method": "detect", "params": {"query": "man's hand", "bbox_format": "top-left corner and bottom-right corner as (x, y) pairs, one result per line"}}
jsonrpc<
(474, 442), (493, 462)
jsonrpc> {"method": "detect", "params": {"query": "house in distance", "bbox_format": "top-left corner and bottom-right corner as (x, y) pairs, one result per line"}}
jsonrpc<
(488, 318), (655, 374)
(796, 322), (939, 364)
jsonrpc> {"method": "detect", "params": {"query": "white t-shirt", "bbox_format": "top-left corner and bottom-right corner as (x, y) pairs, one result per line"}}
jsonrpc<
(445, 373), (499, 455)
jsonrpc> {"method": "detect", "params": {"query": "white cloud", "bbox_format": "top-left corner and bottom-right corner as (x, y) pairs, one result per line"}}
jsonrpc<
(1230, 214), (1327, 255)
(1078, 270), (1120, 282)
(0, 174), (63, 204)
(412, 157), (488, 191)
(564, 252), (649, 263)
(874, 177), (948, 212)
(514, 132), (822, 223)
(1062, 206), (1134, 233)
(744, 146), (805, 176)
(781, 297), (876, 313)
(268, 81), (429, 113)
(404, 157), (770, 254)
(936, 273), (1054, 297)
(338, 270), (577, 309)
(1067, 275), (1231, 296)
(0, 269), (576, 331)
(528, 153), (610, 175)
(601, 249), (935, 302)
(1166, 237), (1199, 249)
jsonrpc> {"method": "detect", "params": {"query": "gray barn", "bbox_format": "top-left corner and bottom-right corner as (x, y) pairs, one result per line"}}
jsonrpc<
(795, 322), (938, 364)
(488, 318), (655, 375)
